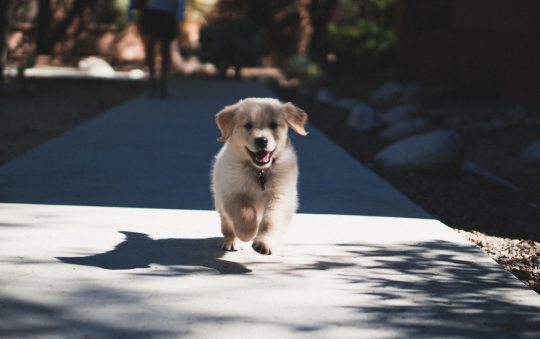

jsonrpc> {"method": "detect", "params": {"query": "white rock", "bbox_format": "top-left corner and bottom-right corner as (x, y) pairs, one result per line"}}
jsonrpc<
(520, 140), (540, 163)
(381, 105), (420, 124)
(78, 56), (115, 78)
(371, 82), (404, 103)
(444, 115), (463, 129)
(315, 88), (335, 104)
(374, 130), (463, 172)
(379, 117), (432, 141)
(203, 63), (218, 75)
(128, 68), (145, 79)
(346, 103), (379, 133)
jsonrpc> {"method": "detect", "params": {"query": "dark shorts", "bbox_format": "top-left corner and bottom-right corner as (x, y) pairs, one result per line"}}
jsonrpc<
(138, 9), (177, 41)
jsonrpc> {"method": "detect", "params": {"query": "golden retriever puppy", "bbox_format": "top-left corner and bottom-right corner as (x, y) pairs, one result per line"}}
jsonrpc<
(211, 98), (308, 255)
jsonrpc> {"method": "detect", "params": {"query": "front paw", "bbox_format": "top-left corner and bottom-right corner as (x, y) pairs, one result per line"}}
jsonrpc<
(252, 238), (272, 255)
(222, 238), (242, 251)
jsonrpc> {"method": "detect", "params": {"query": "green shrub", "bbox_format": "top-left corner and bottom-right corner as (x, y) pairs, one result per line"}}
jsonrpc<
(199, 18), (264, 75)
(282, 54), (323, 78)
(93, 0), (130, 28)
(323, 18), (396, 77)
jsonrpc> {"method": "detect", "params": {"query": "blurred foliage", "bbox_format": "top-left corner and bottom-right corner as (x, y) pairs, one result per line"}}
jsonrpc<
(282, 54), (323, 78)
(320, 0), (397, 78)
(198, 0), (398, 79)
(339, 0), (395, 16)
(325, 18), (395, 60)
(199, 18), (264, 74)
(7, 0), (217, 64)
(184, 0), (217, 22)
(9, 0), (39, 23)
(198, 0), (313, 73)
(94, 0), (130, 27)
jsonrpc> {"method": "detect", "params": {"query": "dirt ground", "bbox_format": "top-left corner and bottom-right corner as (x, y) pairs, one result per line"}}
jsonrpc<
(0, 78), (146, 165)
(274, 85), (540, 294)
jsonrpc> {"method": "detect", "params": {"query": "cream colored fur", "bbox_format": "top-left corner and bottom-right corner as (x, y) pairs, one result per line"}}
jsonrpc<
(211, 98), (308, 255)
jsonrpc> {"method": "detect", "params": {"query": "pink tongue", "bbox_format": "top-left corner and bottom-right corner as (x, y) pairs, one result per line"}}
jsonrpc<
(256, 152), (270, 163)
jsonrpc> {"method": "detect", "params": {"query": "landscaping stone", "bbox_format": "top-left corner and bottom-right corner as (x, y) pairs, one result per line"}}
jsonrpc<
(128, 69), (145, 79)
(505, 105), (529, 123)
(462, 161), (520, 192)
(428, 109), (446, 120)
(374, 129), (464, 172)
(298, 87), (312, 97)
(315, 88), (334, 104)
(380, 104), (420, 124)
(400, 82), (423, 103)
(78, 56), (115, 78)
(444, 115), (463, 129)
(469, 118), (508, 131)
(371, 81), (404, 103)
(346, 103), (379, 133)
(333, 98), (363, 110)
(520, 140), (540, 164)
(379, 117), (432, 141)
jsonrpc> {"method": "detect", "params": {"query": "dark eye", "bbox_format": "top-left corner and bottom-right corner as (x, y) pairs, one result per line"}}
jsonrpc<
(244, 122), (253, 130)
(269, 122), (278, 130)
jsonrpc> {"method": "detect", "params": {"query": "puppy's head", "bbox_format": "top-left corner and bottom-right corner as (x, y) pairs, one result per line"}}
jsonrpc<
(215, 98), (308, 169)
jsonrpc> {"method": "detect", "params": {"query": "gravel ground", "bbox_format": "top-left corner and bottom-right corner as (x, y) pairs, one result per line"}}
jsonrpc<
(459, 230), (540, 292)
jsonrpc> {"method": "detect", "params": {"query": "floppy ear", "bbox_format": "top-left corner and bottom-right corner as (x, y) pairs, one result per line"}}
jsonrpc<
(283, 102), (308, 136)
(215, 103), (239, 142)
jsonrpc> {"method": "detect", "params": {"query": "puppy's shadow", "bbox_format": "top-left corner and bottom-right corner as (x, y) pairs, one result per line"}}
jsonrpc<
(57, 231), (251, 275)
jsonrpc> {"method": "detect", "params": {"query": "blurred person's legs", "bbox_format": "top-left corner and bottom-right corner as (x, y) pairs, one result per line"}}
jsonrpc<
(144, 36), (157, 97)
(159, 38), (172, 98)
(139, 9), (177, 99)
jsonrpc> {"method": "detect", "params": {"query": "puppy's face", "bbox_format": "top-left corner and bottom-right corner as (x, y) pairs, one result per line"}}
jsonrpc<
(216, 98), (308, 169)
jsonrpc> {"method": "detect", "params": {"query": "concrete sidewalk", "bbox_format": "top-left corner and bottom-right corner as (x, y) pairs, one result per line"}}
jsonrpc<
(0, 78), (426, 217)
(1, 78), (540, 338)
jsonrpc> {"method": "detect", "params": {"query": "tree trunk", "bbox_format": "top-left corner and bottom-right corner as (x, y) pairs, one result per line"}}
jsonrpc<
(308, 0), (337, 59)
(0, 0), (9, 87)
(36, 0), (96, 55)
(297, 0), (313, 55)
(36, 0), (51, 54)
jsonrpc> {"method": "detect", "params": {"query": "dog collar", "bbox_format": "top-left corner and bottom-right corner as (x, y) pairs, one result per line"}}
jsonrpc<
(254, 169), (266, 190)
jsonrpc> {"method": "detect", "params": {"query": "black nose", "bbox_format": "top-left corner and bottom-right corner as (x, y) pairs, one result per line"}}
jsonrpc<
(254, 137), (268, 149)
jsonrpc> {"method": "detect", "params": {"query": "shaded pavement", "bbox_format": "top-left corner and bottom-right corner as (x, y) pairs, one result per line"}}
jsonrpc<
(0, 77), (427, 218)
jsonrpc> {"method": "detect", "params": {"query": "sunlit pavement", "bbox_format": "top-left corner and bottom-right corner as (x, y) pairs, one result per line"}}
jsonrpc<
(1, 78), (539, 337)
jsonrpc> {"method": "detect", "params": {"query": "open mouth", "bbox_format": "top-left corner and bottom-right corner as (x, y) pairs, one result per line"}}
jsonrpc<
(246, 148), (274, 167)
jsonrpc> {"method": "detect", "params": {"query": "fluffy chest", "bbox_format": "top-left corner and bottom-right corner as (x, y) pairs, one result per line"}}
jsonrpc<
(221, 162), (273, 197)
(212, 143), (298, 199)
